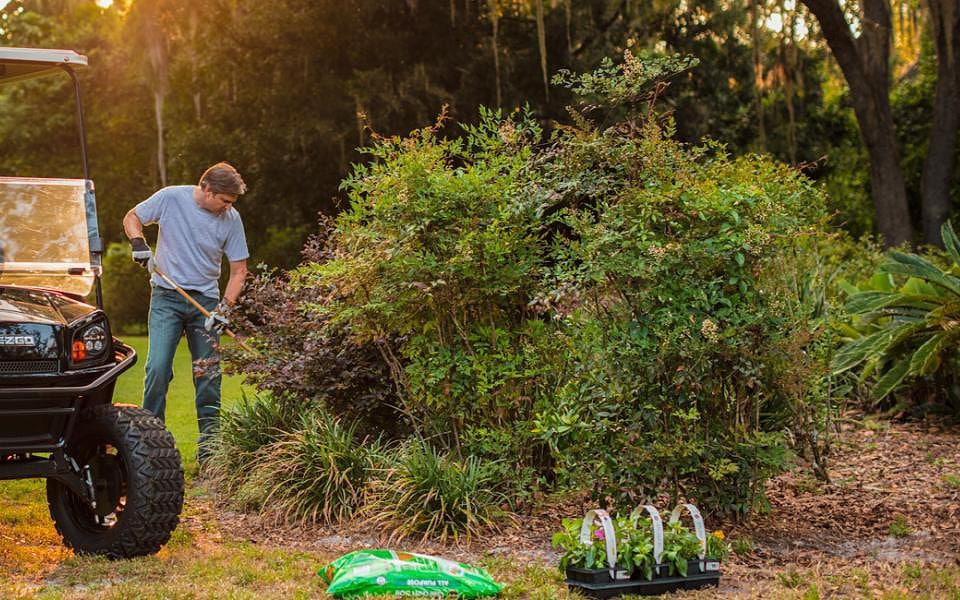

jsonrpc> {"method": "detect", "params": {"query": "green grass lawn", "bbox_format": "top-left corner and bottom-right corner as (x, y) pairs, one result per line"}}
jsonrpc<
(114, 335), (252, 475)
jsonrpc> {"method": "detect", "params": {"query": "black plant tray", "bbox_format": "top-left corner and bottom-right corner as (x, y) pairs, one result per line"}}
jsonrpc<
(566, 562), (721, 598)
(567, 567), (613, 584)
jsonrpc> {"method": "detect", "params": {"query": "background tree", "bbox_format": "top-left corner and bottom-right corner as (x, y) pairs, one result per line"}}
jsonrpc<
(920, 0), (960, 246)
(800, 0), (914, 246)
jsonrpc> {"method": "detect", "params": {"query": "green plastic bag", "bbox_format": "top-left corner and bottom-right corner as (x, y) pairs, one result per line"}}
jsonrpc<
(320, 549), (502, 598)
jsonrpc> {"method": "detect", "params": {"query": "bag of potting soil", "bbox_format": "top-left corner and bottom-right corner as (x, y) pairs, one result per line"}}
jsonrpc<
(320, 549), (502, 598)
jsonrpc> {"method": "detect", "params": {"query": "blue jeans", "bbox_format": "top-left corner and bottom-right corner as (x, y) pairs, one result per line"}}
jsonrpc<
(142, 286), (221, 464)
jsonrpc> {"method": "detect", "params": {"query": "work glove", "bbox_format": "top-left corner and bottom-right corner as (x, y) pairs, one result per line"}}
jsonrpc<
(204, 302), (230, 334)
(130, 237), (153, 269)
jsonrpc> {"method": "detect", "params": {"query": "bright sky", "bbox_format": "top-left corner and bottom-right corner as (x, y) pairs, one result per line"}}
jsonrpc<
(0, 0), (112, 8)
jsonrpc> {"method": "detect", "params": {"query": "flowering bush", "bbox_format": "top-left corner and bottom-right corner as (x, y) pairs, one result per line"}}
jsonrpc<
(534, 62), (826, 512)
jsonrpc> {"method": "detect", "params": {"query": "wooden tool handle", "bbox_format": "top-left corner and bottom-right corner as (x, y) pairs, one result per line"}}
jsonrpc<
(152, 266), (258, 355)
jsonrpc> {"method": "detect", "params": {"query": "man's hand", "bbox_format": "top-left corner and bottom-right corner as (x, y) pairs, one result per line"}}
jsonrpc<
(204, 302), (230, 334)
(130, 237), (153, 268)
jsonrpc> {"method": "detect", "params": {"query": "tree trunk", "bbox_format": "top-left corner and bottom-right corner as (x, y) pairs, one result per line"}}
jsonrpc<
(782, 0), (798, 164)
(153, 91), (167, 187)
(801, 0), (914, 246)
(751, 0), (767, 151)
(921, 0), (960, 246)
(189, 11), (201, 122)
(535, 0), (549, 100)
(489, 0), (502, 108)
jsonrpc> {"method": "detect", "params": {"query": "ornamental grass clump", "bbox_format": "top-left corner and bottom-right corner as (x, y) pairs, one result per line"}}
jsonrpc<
(208, 392), (302, 488)
(243, 412), (383, 524)
(211, 396), (381, 524)
(363, 439), (508, 542)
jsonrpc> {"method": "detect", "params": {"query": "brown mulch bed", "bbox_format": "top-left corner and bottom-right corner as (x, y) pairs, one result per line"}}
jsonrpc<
(751, 418), (959, 560)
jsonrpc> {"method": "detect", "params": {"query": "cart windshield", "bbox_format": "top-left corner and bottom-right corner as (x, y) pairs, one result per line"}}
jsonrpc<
(0, 178), (95, 297)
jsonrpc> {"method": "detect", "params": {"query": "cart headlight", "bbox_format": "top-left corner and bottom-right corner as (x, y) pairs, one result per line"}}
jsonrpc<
(72, 322), (108, 363)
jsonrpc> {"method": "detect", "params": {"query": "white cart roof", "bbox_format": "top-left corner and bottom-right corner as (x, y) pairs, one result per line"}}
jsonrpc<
(0, 47), (87, 84)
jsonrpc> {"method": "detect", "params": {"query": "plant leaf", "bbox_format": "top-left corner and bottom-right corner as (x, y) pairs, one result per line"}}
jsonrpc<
(873, 358), (911, 400)
(867, 271), (896, 292)
(942, 220), (960, 267)
(831, 322), (923, 374)
(908, 331), (953, 376)
(882, 252), (960, 297)
(844, 291), (900, 314)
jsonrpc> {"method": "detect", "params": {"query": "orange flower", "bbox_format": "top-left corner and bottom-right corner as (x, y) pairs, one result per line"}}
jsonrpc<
(713, 530), (725, 540)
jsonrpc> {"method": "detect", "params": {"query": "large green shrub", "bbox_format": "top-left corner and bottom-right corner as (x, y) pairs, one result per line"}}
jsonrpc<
(532, 112), (826, 511)
(233, 51), (831, 522)
(296, 108), (554, 482)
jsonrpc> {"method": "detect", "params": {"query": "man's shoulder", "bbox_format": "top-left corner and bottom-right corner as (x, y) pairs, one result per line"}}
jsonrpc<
(161, 185), (196, 200)
(143, 185), (194, 205)
(224, 207), (244, 224)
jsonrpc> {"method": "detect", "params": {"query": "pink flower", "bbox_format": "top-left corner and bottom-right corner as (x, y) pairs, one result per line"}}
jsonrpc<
(594, 528), (605, 540)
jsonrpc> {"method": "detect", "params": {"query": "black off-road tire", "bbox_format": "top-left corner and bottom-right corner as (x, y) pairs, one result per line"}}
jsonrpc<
(47, 404), (184, 558)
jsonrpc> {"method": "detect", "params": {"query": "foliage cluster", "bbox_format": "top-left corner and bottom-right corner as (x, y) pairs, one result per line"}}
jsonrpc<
(528, 56), (829, 512)
(221, 52), (834, 540)
(833, 222), (960, 413)
(225, 237), (405, 439)
(99, 242), (150, 334)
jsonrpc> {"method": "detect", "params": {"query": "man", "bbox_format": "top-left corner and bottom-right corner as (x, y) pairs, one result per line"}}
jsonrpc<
(122, 162), (249, 467)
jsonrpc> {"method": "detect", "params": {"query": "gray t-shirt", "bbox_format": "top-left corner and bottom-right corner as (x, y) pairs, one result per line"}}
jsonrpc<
(134, 185), (248, 299)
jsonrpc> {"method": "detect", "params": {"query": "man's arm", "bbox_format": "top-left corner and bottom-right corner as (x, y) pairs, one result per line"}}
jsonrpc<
(122, 209), (145, 240)
(222, 259), (248, 305)
(122, 209), (153, 268)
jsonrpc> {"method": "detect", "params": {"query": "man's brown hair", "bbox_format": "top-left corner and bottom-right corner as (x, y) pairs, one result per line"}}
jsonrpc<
(199, 162), (247, 195)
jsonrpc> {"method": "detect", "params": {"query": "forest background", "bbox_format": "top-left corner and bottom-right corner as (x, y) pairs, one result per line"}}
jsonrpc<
(0, 0), (956, 283)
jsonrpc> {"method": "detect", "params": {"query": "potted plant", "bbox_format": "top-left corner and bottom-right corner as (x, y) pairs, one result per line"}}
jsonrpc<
(613, 514), (657, 581)
(658, 520), (705, 577)
(657, 503), (729, 578)
(552, 512), (622, 584)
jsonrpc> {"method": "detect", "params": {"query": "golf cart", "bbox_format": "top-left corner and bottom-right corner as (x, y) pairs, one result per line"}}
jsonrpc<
(0, 48), (184, 558)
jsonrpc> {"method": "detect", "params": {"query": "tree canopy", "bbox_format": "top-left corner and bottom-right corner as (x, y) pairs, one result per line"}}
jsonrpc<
(0, 0), (956, 259)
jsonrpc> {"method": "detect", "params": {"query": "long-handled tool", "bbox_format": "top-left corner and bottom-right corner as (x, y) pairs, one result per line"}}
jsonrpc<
(152, 265), (258, 355)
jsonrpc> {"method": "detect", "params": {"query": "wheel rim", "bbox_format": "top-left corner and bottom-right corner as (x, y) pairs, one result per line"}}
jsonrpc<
(65, 440), (128, 531)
